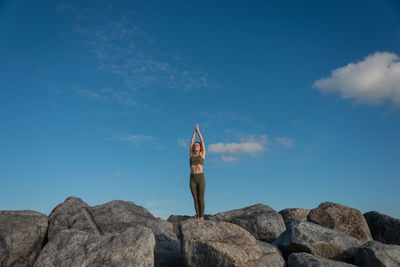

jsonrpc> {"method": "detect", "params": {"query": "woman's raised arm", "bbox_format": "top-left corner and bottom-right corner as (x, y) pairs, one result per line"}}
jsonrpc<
(190, 126), (196, 156)
(196, 124), (206, 158)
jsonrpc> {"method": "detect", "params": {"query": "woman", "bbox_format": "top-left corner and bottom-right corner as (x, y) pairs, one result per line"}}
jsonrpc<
(189, 124), (206, 221)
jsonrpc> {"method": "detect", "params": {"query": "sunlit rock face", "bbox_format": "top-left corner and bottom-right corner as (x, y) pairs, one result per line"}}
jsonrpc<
(180, 219), (285, 267)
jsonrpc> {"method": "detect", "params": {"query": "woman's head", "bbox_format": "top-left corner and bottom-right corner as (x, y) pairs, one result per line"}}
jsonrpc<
(192, 142), (202, 153)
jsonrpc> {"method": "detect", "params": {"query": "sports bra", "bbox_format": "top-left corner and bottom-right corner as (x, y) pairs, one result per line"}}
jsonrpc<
(190, 155), (204, 166)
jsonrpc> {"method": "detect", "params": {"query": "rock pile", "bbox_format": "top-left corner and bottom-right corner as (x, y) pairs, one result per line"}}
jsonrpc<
(1, 198), (399, 267)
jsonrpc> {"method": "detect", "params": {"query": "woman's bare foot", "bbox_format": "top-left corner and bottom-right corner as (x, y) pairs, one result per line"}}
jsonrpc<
(199, 217), (204, 221)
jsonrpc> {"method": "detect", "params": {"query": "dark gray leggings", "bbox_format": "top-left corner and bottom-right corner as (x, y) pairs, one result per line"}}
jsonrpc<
(190, 173), (205, 217)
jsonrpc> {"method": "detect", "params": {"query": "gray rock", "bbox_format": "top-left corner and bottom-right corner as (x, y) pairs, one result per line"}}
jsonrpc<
(0, 210), (48, 267)
(308, 202), (372, 243)
(210, 204), (286, 242)
(48, 196), (182, 267)
(180, 219), (285, 267)
(355, 240), (400, 267)
(167, 215), (212, 239)
(279, 208), (310, 226)
(288, 252), (357, 267)
(273, 220), (362, 263)
(34, 227), (155, 267)
(364, 211), (400, 245)
(167, 215), (193, 239)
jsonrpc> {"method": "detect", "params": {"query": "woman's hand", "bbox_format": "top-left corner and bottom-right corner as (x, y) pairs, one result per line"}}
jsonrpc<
(195, 124), (199, 132)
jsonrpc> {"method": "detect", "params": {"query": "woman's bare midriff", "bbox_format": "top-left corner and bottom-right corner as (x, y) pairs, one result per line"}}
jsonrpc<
(190, 164), (203, 174)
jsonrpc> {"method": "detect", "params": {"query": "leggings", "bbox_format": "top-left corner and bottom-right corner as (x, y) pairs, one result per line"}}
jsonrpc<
(190, 173), (205, 217)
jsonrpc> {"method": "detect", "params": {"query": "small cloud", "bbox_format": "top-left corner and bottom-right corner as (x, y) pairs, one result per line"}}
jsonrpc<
(145, 201), (158, 208)
(178, 138), (188, 148)
(75, 86), (137, 107)
(275, 136), (294, 147)
(313, 51), (400, 107)
(114, 171), (121, 177)
(208, 134), (268, 156)
(221, 155), (238, 162)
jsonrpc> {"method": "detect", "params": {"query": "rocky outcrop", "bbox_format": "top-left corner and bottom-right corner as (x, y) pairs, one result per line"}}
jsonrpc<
(307, 202), (372, 243)
(0, 210), (48, 267)
(47, 197), (182, 267)
(210, 204), (286, 242)
(273, 220), (362, 263)
(287, 252), (357, 267)
(279, 208), (310, 226)
(34, 227), (155, 267)
(355, 240), (400, 266)
(180, 219), (285, 267)
(3, 198), (400, 267)
(364, 211), (400, 245)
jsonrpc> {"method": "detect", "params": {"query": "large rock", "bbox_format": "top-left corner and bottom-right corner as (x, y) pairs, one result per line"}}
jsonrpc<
(307, 202), (372, 243)
(364, 211), (400, 245)
(355, 240), (400, 267)
(167, 215), (212, 239)
(48, 196), (182, 267)
(180, 219), (285, 267)
(0, 210), (48, 267)
(279, 208), (310, 226)
(288, 252), (357, 267)
(210, 204), (286, 242)
(34, 227), (155, 267)
(273, 220), (362, 263)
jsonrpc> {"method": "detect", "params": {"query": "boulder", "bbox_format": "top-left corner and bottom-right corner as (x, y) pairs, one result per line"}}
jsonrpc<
(180, 219), (285, 267)
(34, 227), (155, 267)
(355, 240), (400, 267)
(167, 215), (212, 239)
(364, 211), (400, 245)
(0, 210), (48, 267)
(279, 208), (310, 226)
(288, 252), (357, 267)
(48, 196), (182, 267)
(273, 220), (362, 263)
(167, 215), (192, 238)
(210, 204), (286, 242)
(307, 202), (372, 242)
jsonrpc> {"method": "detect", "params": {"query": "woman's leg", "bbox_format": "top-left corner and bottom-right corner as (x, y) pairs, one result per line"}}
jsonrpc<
(190, 175), (200, 218)
(198, 173), (206, 219)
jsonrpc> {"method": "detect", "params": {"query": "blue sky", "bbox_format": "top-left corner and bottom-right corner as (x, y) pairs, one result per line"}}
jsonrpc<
(1, 0), (400, 220)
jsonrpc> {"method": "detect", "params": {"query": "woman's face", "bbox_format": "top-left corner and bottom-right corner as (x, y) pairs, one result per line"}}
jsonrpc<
(193, 143), (201, 153)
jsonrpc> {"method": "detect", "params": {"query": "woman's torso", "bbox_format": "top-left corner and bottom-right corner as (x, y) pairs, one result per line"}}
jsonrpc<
(190, 154), (204, 174)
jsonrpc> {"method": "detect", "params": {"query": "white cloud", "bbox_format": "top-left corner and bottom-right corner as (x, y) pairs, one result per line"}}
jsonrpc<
(313, 51), (400, 106)
(111, 134), (156, 146)
(114, 171), (121, 177)
(208, 135), (268, 156)
(76, 87), (137, 106)
(221, 155), (238, 162)
(177, 138), (188, 148)
(60, 5), (213, 99)
(275, 136), (294, 147)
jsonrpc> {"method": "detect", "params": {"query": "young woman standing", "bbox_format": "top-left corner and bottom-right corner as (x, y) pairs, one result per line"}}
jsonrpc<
(189, 124), (206, 220)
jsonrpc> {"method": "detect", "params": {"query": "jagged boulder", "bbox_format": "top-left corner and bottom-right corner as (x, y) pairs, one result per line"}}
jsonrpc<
(167, 215), (212, 239)
(355, 240), (400, 267)
(34, 227), (155, 267)
(364, 211), (400, 245)
(180, 219), (285, 267)
(0, 210), (48, 267)
(287, 252), (357, 266)
(279, 208), (310, 226)
(47, 196), (182, 267)
(273, 220), (362, 263)
(307, 202), (372, 242)
(210, 204), (286, 242)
